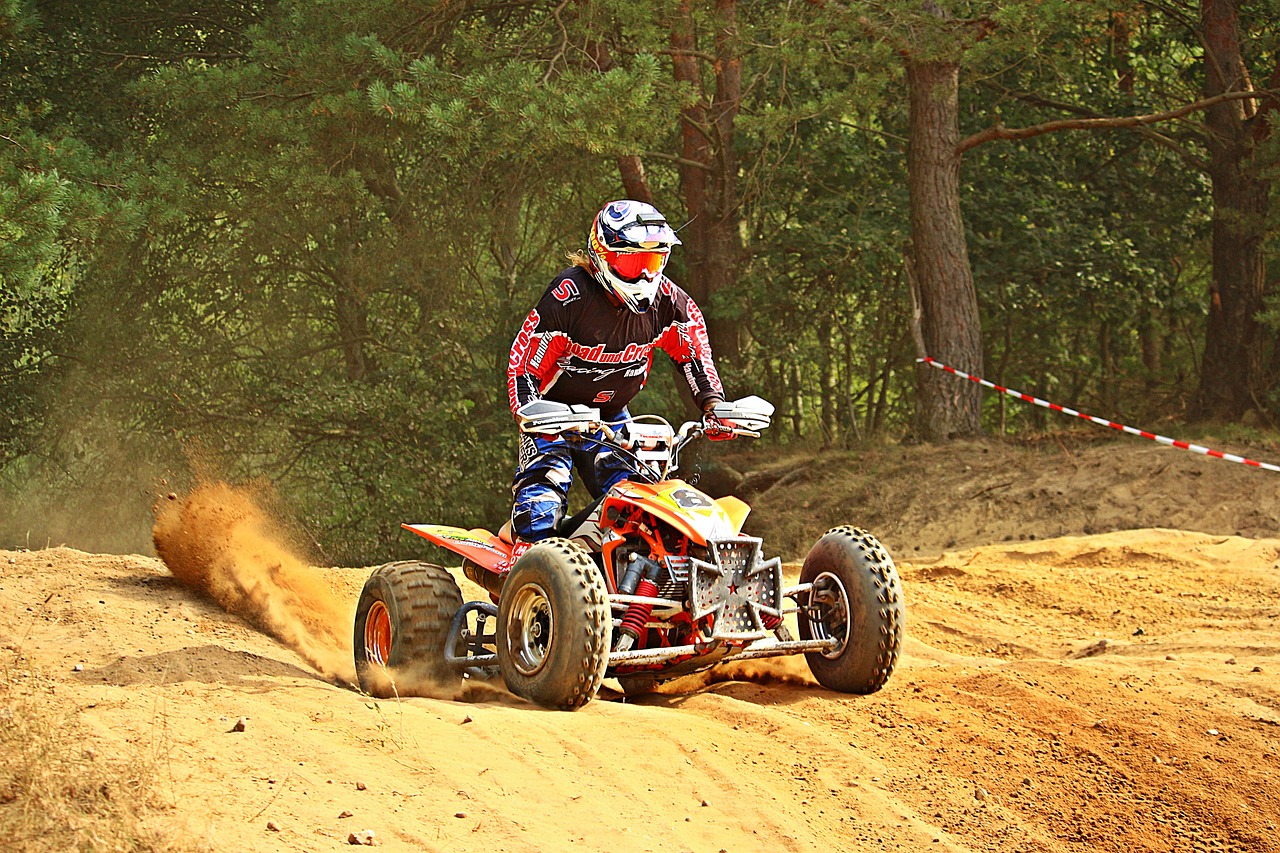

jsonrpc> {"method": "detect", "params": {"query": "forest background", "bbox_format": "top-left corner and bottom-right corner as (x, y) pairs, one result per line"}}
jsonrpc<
(2, 0), (1279, 565)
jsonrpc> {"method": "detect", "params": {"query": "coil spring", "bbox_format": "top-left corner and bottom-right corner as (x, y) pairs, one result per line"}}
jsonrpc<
(618, 578), (659, 639)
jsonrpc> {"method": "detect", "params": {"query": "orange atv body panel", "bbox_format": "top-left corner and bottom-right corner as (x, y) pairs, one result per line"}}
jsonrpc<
(402, 523), (515, 573)
(603, 480), (749, 546)
(404, 481), (750, 573)
(715, 494), (751, 534)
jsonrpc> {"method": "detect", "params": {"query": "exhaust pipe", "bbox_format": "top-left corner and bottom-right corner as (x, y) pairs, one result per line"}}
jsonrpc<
(463, 560), (506, 600)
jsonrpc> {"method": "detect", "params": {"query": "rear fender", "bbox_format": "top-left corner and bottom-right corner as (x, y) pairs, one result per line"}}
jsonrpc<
(402, 523), (513, 573)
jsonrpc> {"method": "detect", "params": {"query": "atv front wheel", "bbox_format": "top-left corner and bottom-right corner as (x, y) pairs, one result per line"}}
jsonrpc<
(496, 538), (610, 710)
(353, 561), (463, 697)
(798, 526), (904, 694)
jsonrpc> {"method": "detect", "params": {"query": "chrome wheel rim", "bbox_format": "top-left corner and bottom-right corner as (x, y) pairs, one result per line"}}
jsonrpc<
(506, 582), (554, 676)
(807, 571), (851, 659)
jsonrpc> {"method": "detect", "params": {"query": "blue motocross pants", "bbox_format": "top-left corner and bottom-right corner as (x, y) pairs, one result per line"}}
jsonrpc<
(510, 415), (641, 541)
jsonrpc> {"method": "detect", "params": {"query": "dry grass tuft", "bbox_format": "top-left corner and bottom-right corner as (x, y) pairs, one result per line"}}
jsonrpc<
(0, 659), (205, 852)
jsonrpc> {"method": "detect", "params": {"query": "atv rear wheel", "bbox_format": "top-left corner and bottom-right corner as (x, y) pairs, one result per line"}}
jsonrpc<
(496, 538), (610, 710)
(353, 561), (463, 698)
(797, 526), (904, 694)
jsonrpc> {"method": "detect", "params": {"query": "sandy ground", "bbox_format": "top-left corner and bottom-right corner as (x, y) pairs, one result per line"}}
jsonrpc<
(1, 438), (1278, 852)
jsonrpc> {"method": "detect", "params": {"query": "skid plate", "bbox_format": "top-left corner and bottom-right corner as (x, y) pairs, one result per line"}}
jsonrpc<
(689, 537), (784, 640)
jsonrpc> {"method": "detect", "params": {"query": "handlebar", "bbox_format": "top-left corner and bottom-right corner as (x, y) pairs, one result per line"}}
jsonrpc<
(552, 418), (757, 445)
(515, 397), (773, 479)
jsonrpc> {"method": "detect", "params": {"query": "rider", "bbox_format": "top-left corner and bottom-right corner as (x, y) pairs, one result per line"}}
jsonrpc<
(506, 199), (731, 543)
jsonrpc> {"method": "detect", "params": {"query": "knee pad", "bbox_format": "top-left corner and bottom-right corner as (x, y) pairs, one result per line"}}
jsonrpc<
(512, 484), (566, 541)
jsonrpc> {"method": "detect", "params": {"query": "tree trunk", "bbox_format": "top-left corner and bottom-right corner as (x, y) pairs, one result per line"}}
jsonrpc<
(789, 356), (803, 439)
(670, 0), (743, 364)
(1193, 0), (1270, 420)
(907, 58), (984, 439)
(583, 32), (654, 205)
(818, 315), (837, 446)
(335, 285), (372, 382)
(616, 155), (652, 203)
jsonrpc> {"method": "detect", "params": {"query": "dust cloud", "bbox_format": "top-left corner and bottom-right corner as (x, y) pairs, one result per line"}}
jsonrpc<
(151, 480), (357, 685)
(683, 655), (817, 689)
(357, 662), (513, 704)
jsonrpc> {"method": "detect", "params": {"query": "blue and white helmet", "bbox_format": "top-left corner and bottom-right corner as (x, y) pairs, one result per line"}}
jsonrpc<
(587, 199), (681, 313)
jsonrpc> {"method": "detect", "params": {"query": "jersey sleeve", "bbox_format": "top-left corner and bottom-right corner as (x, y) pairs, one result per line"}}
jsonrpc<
(507, 283), (572, 416)
(655, 281), (725, 411)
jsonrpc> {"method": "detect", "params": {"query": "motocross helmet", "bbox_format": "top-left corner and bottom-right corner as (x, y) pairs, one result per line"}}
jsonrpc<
(587, 199), (681, 313)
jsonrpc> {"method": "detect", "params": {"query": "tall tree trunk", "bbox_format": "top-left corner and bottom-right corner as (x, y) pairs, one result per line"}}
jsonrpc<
(583, 32), (654, 204)
(908, 59), (983, 439)
(1115, 11), (1166, 393)
(789, 355), (803, 439)
(1193, 0), (1271, 420)
(335, 285), (372, 382)
(818, 314), (837, 446)
(671, 0), (743, 364)
(616, 155), (652, 203)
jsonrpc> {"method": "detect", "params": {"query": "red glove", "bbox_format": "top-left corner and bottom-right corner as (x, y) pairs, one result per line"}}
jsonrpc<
(703, 410), (737, 441)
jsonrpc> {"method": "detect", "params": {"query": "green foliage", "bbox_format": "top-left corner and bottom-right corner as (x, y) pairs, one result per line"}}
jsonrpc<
(0, 141), (68, 287)
(2, 0), (266, 148)
(0, 111), (132, 465)
(2, 0), (1273, 559)
(959, 3), (1220, 430)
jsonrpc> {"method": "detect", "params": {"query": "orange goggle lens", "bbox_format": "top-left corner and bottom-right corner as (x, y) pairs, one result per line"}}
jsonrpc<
(607, 249), (667, 282)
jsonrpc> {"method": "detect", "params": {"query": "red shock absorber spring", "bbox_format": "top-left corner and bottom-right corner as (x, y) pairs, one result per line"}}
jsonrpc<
(761, 611), (782, 630)
(618, 578), (659, 642)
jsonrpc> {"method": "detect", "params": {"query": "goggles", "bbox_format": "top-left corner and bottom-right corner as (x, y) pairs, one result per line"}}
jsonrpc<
(606, 248), (668, 282)
(604, 249), (670, 281)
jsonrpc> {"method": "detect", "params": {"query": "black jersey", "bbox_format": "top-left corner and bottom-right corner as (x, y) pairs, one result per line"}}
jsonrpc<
(507, 266), (723, 421)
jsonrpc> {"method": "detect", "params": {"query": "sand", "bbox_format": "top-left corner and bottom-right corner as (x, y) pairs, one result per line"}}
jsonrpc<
(1, 438), (1277, 851)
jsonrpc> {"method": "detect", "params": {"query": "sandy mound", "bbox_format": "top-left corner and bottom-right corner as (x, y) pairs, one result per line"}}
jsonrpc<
(739, 434), (1280, 559)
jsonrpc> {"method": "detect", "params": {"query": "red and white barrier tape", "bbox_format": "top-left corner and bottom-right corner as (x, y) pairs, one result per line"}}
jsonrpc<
(918, 356), (1280, 474)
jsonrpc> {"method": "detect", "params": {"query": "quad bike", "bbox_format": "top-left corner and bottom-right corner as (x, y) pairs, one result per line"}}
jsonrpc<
(352, 396), (905, 710)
